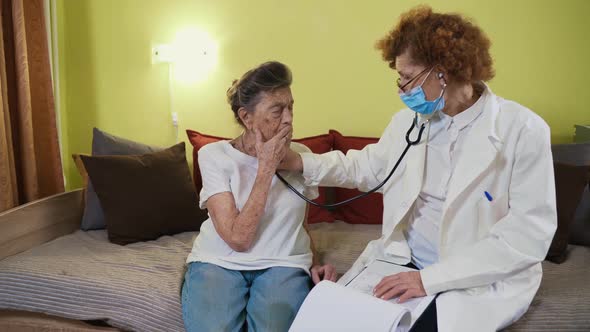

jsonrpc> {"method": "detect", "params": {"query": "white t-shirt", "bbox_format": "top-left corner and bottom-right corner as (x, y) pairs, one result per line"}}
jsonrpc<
(186, 140), (318, 274)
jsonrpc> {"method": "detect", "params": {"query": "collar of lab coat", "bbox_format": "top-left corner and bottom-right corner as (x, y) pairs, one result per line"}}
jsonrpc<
(444, 83), (503, 211)
(402, 82), (503, 216)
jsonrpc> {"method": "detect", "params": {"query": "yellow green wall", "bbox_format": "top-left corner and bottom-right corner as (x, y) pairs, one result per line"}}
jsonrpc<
(55, 0), (590, 190)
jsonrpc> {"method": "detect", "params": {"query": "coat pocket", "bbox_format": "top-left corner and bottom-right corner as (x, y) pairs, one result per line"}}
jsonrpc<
(477, 194), (509, 238)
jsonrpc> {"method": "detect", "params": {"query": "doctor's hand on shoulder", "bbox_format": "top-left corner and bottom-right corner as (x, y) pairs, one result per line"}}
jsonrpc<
(373, 271), (426, 303)
(278, 148), (303, 173)
(310, 264), (337, 284)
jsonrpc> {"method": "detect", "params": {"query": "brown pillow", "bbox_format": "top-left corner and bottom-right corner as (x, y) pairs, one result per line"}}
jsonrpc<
(546, 162), (590, 263)
(80, 142), (207, 245)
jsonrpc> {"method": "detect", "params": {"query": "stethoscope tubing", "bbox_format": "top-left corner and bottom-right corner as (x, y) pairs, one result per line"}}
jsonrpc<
(275, 113), (427, 210)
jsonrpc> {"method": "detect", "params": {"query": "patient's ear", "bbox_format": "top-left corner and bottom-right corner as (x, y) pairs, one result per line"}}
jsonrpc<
(238, 107), (252, 130)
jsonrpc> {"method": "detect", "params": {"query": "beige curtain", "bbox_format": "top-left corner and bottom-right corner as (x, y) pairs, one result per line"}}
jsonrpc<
(0, 0), (63, 213)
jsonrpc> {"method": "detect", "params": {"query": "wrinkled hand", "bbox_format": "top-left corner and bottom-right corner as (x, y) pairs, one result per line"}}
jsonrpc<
(373, 271), (426, 303)
(310, 264), (337, 284)
(255, 126), (292, 172)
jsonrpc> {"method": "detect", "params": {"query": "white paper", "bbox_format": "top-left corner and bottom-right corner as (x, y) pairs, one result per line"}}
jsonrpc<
(290, 260), (435, 331)
(289, 281), (411, 332)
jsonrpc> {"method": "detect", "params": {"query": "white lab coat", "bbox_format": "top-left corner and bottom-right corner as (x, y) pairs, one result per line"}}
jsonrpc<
(300, 85), (557, 332)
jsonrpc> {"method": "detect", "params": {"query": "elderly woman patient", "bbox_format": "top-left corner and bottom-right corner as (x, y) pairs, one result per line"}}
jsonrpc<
(181, 61), (336, 332)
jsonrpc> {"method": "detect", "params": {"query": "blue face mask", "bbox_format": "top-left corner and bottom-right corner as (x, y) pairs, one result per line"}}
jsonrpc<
(399, 69), (446, 115)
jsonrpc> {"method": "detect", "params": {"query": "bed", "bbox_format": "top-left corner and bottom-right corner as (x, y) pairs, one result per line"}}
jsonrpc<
(1, 189), (589, 331)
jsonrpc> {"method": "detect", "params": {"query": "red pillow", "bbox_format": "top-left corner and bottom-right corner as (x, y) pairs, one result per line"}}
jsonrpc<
(186, 130), (229, 195)
(186, 130), (335, 224)
(330, 130), (384, 224)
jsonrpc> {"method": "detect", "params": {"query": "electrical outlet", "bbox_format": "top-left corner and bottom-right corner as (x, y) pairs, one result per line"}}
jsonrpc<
(172, 112), (179, 127)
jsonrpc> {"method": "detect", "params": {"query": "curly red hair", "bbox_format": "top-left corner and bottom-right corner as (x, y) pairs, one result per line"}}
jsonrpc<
(376, 5), (494, 84)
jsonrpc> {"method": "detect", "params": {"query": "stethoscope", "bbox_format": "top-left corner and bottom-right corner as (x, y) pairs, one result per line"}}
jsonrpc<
(275, 112), (429, 210)
(276, 73), (447, 209)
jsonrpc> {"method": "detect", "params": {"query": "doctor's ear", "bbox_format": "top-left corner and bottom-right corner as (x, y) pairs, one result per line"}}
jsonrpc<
(437, 72), (448, 86)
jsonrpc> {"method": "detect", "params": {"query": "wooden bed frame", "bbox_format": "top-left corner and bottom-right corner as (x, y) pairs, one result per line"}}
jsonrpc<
(0, 190), (123, 331)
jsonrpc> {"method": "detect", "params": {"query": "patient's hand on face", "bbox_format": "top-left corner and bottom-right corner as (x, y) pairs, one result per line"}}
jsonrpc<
(255, 126), (292, 173)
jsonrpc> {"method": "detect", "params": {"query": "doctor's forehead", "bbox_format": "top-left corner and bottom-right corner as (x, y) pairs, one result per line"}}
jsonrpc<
(395, 52), (423, 75)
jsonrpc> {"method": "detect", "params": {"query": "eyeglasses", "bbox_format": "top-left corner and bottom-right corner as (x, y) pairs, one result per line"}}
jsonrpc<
(397, 67), (432, 93)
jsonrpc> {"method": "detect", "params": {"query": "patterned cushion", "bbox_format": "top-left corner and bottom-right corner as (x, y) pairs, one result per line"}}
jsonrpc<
(507, 245), (590, 330)
(308, 221), (381, 274)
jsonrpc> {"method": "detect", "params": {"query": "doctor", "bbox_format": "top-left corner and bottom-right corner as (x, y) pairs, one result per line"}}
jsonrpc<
(280, 5), (557, 332)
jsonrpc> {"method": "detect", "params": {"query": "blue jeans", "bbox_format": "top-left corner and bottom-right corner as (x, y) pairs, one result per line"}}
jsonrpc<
(181, 262), (312, 332)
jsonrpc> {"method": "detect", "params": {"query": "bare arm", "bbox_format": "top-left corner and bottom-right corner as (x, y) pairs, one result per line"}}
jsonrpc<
(206, 165), (275, 252)
(205, 127), (291, 252)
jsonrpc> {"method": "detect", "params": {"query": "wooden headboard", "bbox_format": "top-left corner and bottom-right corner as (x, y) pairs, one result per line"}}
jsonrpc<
(0, 189), (83, 260)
